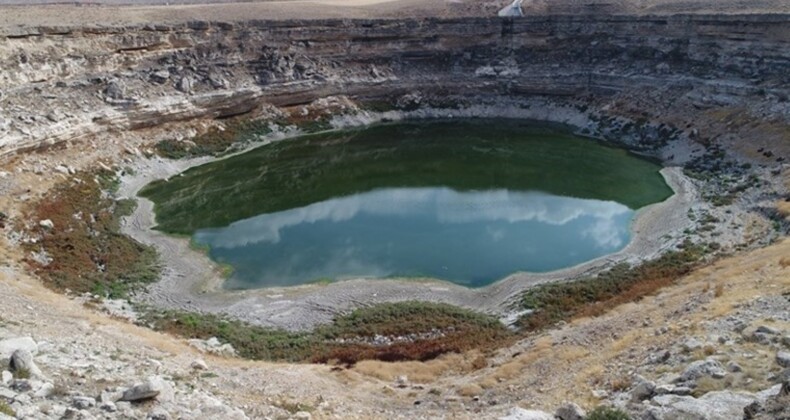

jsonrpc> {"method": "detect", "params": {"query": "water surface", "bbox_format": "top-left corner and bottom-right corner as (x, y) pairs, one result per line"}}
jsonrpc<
(140, 119), (671, 288)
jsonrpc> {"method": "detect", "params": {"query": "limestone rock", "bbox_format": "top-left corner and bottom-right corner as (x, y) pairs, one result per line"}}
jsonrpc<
(175, 76), (193, 93)
(147, 407), (170, 420)
(756, 325), (781, 335)
(190, 359), (208, 370)
(207, 73), (228, 89)
(38, 219), (54, 229)
(104, 80), (125, 100)
(648, 390), (757, 420)
(682, 338), (703, 352)
(9, 349), (41, 378)
(150, 70), (170, 84)
(499, 408), (555, 420)
(631, 379), (656, 401)
(555, 402), (586, 420)
(72, 396), (96, 409)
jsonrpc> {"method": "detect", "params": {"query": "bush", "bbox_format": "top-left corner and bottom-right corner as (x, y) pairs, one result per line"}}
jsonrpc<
(517, 240), (709, 331)
(143, 301), (513, 364)
(586, 406), (631, 420)
(23, 170), (160, 298)
(0, 401), (15, 417)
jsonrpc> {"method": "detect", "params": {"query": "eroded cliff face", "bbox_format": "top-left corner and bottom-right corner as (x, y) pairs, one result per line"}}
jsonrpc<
(0, 15), (788, 157)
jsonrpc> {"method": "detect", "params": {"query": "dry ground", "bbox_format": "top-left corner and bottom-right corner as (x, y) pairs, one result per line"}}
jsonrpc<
(1, 0), (790, 31)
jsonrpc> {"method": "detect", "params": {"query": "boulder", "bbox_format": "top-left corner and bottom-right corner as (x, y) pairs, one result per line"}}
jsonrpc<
(120, 377), (166, 402)
(499, 408), (555, 420)
(9, 349), (41, 378)
(649, 390), (757, 420)
(555, 402), (586, 420)
(776, 351), (790, 368)
(678, 358), (727, 382)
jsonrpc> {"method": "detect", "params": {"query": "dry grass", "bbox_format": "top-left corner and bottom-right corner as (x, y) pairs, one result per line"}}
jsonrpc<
(353, 352), (479, 383)
(457, 383), (483, 397)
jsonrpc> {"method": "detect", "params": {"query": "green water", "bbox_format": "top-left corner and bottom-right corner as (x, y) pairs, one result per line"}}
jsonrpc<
(140, 119), (672, 288)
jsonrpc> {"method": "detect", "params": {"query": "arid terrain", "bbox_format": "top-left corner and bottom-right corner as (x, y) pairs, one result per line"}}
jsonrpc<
(0, 1), (789, 419)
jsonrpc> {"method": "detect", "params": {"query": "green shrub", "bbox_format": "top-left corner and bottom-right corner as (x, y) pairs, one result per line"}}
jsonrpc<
(586, 406), (631, 420)
(0, 401), (15, 416)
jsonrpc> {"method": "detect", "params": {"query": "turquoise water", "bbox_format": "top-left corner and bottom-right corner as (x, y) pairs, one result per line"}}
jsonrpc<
(194, 188), (635, 288)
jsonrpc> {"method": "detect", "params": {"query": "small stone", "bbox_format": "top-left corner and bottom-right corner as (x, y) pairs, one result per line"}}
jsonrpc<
(777, 351), (790, 368)
(175, 76), (193, 93)
(104, 81), (125, 100)
(72, 396), (96, 409)
(150, 70), (170, 84)
(34, 382), (54, 398)
(293, 411), (311, 419)
(750, 332), (772, 345)
(147, 407), (170, 420)
(190, 359), (208, 370)
(631, 379), (656, 401)
(727, 361), (743, 372)
(682, 338), (703, 352)
(555, 402), (586, 420)
(99, 401), (117, 412)
(756, 326), (781, 335)
(1, 370), (12, 385)
(38, 219), (54, 229)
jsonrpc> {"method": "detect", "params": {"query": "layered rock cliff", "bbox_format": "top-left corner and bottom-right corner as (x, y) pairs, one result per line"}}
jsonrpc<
(1, 14), (788, 156)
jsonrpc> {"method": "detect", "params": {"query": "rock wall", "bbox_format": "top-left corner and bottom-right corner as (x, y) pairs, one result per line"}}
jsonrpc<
(0, 14), (788, 155)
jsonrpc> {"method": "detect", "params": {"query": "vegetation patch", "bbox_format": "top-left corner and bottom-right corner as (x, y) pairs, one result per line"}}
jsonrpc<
(23, 170), (159, 299)
(516, 240), (711, 331)
(155, 118), (274, 159)
(586, 406), (631, 420)
(142, 301), (514, 365)
(0, 401), (15, 417)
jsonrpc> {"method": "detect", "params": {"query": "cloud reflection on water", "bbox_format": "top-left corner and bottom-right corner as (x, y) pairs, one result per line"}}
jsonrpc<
(195, 188), (631, 250)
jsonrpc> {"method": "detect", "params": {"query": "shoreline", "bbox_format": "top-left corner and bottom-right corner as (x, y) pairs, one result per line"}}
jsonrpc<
(119, 118), (698, 331)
